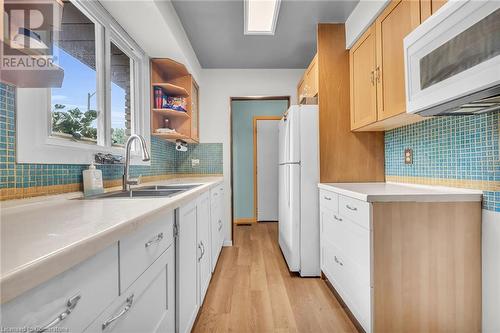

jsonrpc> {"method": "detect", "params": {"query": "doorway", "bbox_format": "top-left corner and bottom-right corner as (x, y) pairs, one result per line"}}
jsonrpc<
(230, 97), (290, 228)
(254, 117), (280, 222)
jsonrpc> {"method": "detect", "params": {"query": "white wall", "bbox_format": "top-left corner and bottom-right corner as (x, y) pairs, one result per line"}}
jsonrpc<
(199, 69), (304, 243)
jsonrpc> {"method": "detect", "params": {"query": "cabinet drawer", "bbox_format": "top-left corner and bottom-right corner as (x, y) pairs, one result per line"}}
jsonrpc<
(339, 195), (370, 230)
(322, 240), (371, 332)
(119, 210), (174, 293)
(85, 245), (175, 333)
(2, 244), (118, 333)
(321, 210), (370, 278)
(319, 189), (338, 212)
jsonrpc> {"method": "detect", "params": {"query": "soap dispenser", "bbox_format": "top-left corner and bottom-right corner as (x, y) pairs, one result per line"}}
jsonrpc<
(83, 162), (104, 197)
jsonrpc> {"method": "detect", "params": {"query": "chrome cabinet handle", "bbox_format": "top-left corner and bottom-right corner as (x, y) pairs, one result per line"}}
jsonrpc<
(370, 70), (375, 85)
(102, 295), (134, 330)
(218, 219), (222, 231)
(198, 243), (203, 262)
(145, 232), (164, 248)
(200, 241), (205, 259)
(37, 294), (81, 333)
(345, 204), (358, 211)
(333, 215), (343, 222)
(334, 256), (344, 266)
(323, 196), (332, 201)
(375, 66), (381, 83)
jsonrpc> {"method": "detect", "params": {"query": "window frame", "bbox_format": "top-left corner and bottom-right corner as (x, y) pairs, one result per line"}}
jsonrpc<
(16, 0), (150, 165)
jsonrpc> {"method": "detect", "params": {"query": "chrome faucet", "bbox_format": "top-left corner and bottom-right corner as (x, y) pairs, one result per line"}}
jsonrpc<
(123, 134), (151, 191)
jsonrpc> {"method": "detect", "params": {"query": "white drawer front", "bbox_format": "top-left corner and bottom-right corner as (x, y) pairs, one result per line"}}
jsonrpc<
(321, 210), (370, 282)
(2, 244), (118, 333)
(319, 189), (338, 212)
(86, 245), (175, 333)
(322, 240), (371, 332)
(339, 195), (370, 230)
(120, 210), (174, 293)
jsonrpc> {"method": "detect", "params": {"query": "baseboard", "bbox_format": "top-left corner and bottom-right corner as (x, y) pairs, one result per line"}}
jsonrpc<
(223, 240), (233, 247)
(233, 217), (256, 224)
(322, 272), (365, 333)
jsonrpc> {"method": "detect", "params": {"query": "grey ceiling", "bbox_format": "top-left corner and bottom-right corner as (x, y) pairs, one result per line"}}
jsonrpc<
(171, 0), (358, 68)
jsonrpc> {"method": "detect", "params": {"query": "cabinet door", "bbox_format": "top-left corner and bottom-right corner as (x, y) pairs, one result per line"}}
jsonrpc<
(177, 201), (199, 333)
(305, 54), (318, 97)
(421, 0), (447, 21)
(297, 78), (306, 104)
(210, 190), (221, 272)
(375, 0), (420, 121)
(190, 79), (199, 142)
(85, 245), (175, 333)
(218, 186), (225, 248)
(349, 25), (377, 129)
(197, 192), (212, 304)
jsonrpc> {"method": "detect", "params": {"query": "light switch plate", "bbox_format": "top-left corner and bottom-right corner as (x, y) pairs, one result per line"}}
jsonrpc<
(191, 159), (200, 167)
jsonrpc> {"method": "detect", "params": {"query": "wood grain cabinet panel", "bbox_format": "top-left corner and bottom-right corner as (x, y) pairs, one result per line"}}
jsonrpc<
(375, 0), (421, 121)
(421, 0), (447, 21)
(349, 26), (377, 129)
(297, 53), (318, 104)
(349, 0), (425, 131)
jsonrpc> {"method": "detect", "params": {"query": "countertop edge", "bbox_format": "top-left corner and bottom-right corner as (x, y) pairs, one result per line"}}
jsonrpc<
(1, 177), (224, 304)
(318, 182), (483, 203)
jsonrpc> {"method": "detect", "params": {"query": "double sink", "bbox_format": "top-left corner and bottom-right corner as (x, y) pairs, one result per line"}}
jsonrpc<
(87, 184), (202, 199)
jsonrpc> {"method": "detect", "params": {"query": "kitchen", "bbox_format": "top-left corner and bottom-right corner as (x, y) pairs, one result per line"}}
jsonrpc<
(0, 0), (499, 332)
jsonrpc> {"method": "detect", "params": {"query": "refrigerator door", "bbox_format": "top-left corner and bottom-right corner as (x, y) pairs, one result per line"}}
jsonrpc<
(278, 115), (289, 165)
(278, 163), (300, 272)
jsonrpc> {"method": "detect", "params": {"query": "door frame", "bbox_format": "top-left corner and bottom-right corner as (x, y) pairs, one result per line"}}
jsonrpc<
(229, 96), (290, 241)
(253, 116), (281, 222)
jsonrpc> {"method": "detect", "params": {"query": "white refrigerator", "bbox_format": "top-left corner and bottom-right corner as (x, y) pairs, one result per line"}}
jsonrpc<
(278, 104), (320, 277)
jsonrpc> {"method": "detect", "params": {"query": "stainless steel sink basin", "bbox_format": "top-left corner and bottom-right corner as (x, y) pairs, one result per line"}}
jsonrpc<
(137, 184), (202, 191)
(84, 184), (202, 199)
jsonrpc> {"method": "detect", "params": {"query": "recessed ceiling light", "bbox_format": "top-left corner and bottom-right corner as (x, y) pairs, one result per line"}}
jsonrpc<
(244, 0), (281, 35)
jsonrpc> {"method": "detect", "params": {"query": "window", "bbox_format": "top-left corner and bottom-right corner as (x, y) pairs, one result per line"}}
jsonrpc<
(50, 1), (99, 145)
(16, 0), (149, 164)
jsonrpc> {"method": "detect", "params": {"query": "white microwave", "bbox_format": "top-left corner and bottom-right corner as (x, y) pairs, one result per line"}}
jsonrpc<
(404, 0), (500, 116)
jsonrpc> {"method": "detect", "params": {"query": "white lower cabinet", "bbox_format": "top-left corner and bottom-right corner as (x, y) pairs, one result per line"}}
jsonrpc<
(1, 244), (118, 333)
(1, 182), (226, 333)
(177, 200), (199, 333)
(197, 191), (212, 305)
(210, 184), (225, 272)
(85, 244), (175, 333)
(320, 191), (372, 333)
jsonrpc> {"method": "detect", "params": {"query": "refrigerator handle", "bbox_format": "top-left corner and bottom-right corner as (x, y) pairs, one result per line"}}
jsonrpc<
(287, 165), (291, 208)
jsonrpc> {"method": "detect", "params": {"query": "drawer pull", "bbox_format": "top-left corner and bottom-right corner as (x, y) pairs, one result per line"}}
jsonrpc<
(333, 215), (343, 222)
(334, 256), (344, 266)
(323, 196), (332, 201)
(145, 232), (164, 248)
(218, 219), (223, 231)
(102, 294), (134, 330)
(345, 204), (358, 211)
(37, 294), (81, 333)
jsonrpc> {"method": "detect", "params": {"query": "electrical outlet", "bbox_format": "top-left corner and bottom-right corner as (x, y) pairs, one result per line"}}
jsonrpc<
(191, 159), (200, 167)
(404, 148), (413, 165)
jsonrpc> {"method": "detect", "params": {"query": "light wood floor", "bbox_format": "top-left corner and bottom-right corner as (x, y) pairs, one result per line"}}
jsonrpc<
(192, 222), (358, 333)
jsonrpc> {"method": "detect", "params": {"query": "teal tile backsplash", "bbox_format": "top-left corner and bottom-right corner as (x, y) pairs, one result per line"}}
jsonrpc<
(0, 82), (222, 199)
(385, 113), (499, 212)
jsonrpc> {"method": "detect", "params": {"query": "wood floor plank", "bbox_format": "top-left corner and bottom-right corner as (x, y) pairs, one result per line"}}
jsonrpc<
(193, 223), (358, 333)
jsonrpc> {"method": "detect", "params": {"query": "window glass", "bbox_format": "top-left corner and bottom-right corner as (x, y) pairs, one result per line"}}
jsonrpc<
(110, 41), (133, 147)
(50, 1), (99, 144)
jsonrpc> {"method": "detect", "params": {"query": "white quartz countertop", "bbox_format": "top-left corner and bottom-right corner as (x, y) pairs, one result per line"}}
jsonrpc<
(0, 176), (223, 303)
(318, 182), (483, 202)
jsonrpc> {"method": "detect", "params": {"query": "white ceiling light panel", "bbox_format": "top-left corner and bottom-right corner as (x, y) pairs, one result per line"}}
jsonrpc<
(244, 0), (281, 35)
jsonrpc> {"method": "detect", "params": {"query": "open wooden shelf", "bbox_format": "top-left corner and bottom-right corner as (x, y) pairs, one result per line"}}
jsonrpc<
(152, 83), (189, 97)
(150, 58), (199, 143)
(152, 108), (190, 119)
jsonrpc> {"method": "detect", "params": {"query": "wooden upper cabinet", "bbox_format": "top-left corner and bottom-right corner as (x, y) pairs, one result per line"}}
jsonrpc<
(421, 0), (447, 21)
(297, 53), (318, 103)
(350, 25), (377, 129)
(190, 80), (199, 142)
(349, 0), (425, 131)
(375, 0), (420, 121)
